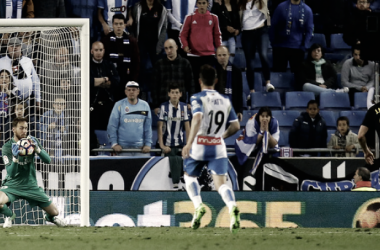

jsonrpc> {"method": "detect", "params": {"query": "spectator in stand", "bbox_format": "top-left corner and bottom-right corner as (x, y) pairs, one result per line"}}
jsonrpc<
(98, 0), (131, 36)
(164, 0), (196, 57)
(40, 96), (68, 157)
(131, 0), (167, 66)
(179, 0), (222, 93)
(341, 44), (374, 106)
(215, 46), (243, 121)
(289, 100), (327, 156)
(352, 167), (376, 191)
(212, 0), (240, 63)
(0, 69), (21, 119)
(0, 0), (34, 18)
(297, 43), (348, 95)
(239, 0), (274, 92)
(32, 0), (65, 18)
(107, 81), (152, 156)
(327, 116), (360, 157)
(101, 14), (140, 101)
(270, 0), (313, 73)
(153, 39), (194, 115)
(157, 83), (190, 189)
(90, 41), (120, 130)
(0, 37), (41, 112)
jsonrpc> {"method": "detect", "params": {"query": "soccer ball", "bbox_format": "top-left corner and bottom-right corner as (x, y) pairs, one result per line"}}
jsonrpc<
(17, 138), (34, 156)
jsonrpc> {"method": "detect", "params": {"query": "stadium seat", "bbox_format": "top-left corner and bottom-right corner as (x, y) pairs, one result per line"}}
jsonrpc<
(319, 92), (351, 110)
(243, 71), (263, 94)
(339, 111), (366, 127)
(236, 33), (242, 48)
(319, 110), (338, 129)
(330, 33), (351, 50)
(336, 73), (343, 89)
(327, 129), (336, 144)
(241, 110), (257, 127)
(285, 92), (315, 110)
(250, 92), (282, 110)
(354, 92), (368, 110)
(270, 72), (295, 90)
(278, 129), (290, 147)
(242, 92), (247, 110)
(272, 110), (300, 127)
(94, 130), (111, 155)
(224, 129), (242, 147)
(306, 33), (327, 49)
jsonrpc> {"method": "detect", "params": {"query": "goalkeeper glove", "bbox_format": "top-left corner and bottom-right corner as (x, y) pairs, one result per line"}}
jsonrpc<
(11, 143), (20, 157)
(27, 136), (41, 154)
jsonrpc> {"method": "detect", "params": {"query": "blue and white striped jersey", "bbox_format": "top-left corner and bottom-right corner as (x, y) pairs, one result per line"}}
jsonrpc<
(98, 0), (132, 29)
(159, 101), (189, 147)
(190, 89), (238, 160)
(164, 0), (196, 31)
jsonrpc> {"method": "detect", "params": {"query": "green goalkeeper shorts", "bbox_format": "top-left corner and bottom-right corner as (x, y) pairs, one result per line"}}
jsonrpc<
(0, 185), (52, 208)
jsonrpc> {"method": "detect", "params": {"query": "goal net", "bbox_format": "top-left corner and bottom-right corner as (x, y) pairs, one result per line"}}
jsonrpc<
(0, 20), (89, 226)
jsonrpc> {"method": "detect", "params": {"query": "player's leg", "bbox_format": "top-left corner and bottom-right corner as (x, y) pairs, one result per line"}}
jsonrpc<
(209, 158), (240, 233)
(183, 158), (206, 229)
(0, 191), (15, 228)
(41, 203), (66, 227)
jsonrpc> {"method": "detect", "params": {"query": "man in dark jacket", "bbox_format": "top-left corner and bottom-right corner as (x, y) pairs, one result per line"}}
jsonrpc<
(101, 14), (140, 101)
(289, 100), (327, 156)
(153, 39), (194, 115)
(90, 41), (120, 131)
(215, 46), (243, 121)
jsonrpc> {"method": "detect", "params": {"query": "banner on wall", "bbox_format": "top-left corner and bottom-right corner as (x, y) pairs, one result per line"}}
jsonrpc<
(89, 156), (379, 191)
(89, 191), (380, 228)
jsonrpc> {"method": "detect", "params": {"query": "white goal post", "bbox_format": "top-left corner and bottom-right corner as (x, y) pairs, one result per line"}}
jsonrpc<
(0, 19), (89, 227)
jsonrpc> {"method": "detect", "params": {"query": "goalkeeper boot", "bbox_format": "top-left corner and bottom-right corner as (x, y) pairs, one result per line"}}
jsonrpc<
(191, 203), (206, 230)
(52, 216), (66, 227)
(230, 206), (240, 234)
(3, 213), (16, 228)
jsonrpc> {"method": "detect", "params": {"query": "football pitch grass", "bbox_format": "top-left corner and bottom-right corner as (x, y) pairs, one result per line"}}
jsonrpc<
(1, 227), (379, 250)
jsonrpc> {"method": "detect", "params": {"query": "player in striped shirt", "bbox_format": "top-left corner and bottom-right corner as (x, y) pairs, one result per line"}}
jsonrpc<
(157, 83), (190, 188)
(182, 65), (240, 233)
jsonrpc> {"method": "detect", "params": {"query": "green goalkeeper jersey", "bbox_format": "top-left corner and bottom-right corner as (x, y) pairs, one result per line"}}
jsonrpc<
(1, 137), (51, 188)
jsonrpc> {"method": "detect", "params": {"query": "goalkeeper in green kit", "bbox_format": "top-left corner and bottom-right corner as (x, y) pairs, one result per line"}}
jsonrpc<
(0, 117), (66, 227)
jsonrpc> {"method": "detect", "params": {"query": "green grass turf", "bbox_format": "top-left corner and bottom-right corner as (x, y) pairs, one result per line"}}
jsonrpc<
(1, 227), (379, 250)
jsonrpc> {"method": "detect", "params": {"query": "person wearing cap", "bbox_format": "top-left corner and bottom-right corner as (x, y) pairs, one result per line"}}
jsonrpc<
(0, 37), (41, 111)
(107, 81), (152, 156)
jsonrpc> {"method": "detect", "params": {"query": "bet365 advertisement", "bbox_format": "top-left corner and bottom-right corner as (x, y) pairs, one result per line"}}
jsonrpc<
(90, 192), (380, 228)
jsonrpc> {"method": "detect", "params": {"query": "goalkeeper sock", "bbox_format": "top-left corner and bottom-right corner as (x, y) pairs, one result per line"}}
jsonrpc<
(184, 174), (202, 209)
(0, 204), (13, 217)
(45, 213), (55, 223)
(218, 184), (236, 213)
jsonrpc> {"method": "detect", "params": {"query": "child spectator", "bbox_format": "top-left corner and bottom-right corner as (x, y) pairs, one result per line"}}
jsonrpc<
(327, 116), (360, 157)
(157, 83), (190, 189)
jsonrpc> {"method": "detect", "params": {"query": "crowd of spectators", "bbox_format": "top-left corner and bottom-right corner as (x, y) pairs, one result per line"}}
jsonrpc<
(0, 0), (378, 162)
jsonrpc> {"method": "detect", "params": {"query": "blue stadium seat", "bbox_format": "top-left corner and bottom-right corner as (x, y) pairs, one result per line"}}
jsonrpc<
(336, 73), (343, 89)
(306, 33), (327, 49)
(319, 92), (351, 110)
(250, 92), (282, 110)
(236, 33), (242, 48)
(354, 92), (368, 110)
(94, 130), (111, 155)
(319, 110), (338, 129)
(242, 72), (263, 94)
(327, 129), (335, 144)
(241, 110), (257, 127)
(278, 128), (290, 147)
(224, 129), (242, 147)
(339, 111), (366, 127)
(330, 33), (351, 50)
(271, 72), (295, 90)
(272, 110), (300, 127)
(285, 92), (315, 110)
(242, 92), (247, 110)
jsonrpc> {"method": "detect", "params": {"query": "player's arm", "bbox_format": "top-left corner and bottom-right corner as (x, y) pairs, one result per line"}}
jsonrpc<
(223, 121), (239, 139)
(3, 144), (20, 178)
(28, 136), (51, 164)
(358, 125), (374, 165)
(182, 113), (202, 158)
(184, 121), (190, 145)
